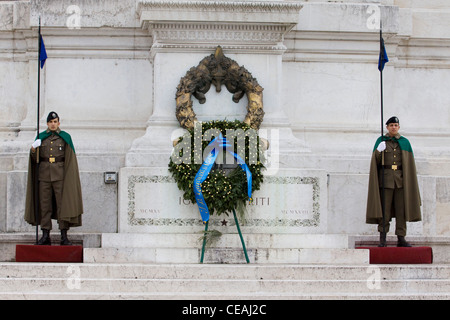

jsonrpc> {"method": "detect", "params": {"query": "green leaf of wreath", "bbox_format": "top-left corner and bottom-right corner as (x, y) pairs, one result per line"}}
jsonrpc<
(169, 120), (265, 217)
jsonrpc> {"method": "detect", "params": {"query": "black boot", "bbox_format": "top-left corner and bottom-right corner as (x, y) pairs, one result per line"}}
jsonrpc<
(378, 232), (387, 247)
(397, 235), (412, 247)
(60, 229), (72, 246)
(37, 229), (51, 245)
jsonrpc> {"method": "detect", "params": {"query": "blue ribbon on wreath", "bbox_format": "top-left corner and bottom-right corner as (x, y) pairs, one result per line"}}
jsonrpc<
(193, 134), (252, 223)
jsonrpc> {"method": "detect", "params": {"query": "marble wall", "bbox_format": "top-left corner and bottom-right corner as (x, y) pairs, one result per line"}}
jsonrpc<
(0, 1), (449, 237)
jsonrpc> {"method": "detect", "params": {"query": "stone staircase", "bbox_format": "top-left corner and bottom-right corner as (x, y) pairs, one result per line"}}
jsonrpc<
(2, 233), (450, 300)
(1, 263), (450, 299)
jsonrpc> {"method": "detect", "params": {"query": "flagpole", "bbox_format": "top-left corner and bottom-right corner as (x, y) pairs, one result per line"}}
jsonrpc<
(37, 17), (41, 139)
(380, 24), (384, 137)
(379, 21), (386, 242)
(34, 17), (42, 245)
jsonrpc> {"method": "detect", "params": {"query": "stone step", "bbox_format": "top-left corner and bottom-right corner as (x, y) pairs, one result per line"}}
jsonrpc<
(2, 263), (450, 281)
(2, 263), (449, 300)
(1, 291), (450, 300)
(2, 277), (450, 295)
(82, 232), (368, 264)
(100, 233), (352, 249)
(83, 247), (369, 264)
(1, 268), (450, 298)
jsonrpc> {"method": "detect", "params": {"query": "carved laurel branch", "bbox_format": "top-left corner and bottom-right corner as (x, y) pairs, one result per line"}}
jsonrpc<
(175, 46), (264, 130)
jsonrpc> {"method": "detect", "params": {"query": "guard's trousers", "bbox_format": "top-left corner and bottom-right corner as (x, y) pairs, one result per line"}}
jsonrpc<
(377, 187), (407, 236)
(39, 180), (70, 231)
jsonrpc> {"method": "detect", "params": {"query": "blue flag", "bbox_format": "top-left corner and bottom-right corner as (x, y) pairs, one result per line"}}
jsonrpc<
(39, 35), (47, 69)
(378, 36), (388, 72)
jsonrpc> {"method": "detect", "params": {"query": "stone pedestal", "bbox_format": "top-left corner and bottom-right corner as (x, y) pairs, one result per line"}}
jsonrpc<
(106, 166), (367, 264)
(125, 0), (308, 169)
(107, 0), (348, 263)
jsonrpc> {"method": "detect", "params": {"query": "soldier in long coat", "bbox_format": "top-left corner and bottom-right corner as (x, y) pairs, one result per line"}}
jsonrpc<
(24, 112), (83, 245)
(366, 116), (421, 247)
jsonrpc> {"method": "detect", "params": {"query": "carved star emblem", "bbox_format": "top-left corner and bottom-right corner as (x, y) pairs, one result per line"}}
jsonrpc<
(221, 219), (228, 226)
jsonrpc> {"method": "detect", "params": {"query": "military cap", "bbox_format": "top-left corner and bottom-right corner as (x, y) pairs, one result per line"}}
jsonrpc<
(386, 116), (399, 125)
(47, 111), (59, 122)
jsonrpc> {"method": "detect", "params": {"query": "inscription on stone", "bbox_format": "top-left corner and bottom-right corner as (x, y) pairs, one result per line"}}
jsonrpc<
(122, 170), (326, 233)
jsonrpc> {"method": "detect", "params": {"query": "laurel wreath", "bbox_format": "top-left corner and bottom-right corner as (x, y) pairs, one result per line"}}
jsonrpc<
(169, 120), (265, 217)
(175, 46), (264, 131)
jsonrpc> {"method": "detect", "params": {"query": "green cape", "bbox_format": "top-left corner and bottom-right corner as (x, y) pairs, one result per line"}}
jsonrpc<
(372, 135), (413, 154)
(36, 130), (76, 153)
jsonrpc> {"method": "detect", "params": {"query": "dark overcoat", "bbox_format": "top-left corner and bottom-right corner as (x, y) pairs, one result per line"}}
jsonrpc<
(366, 135), (422, 224)
(24, 130), (83, 227)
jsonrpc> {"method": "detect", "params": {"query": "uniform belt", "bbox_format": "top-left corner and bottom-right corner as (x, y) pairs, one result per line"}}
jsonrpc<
(383, 165), (402, 171)
(40, 156), (65, 163)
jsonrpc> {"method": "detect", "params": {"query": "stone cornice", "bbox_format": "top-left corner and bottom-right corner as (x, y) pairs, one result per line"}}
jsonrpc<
(0, 27), (152, 61)
(138, 0), (302, 28)
(138, 0), (302, 54)
(137, 0), (302, 29)
(138, 0), (303, 19)
(284, 30), (450, 68)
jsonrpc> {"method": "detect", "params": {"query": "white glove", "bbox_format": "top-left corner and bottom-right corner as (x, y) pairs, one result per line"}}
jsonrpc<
(376, 141), (386, 152)
(32, 139), (41, 149)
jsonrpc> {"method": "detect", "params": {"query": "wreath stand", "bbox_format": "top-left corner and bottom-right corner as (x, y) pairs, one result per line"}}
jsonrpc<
(200, 209), (250, 264)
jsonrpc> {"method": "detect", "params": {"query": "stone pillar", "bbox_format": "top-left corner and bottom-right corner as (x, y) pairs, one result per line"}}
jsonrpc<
(117, 1), (328, 236)
(125, 0), (308, 169)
